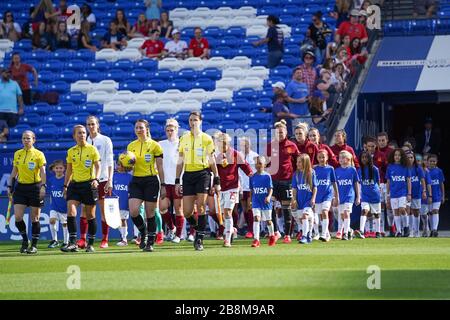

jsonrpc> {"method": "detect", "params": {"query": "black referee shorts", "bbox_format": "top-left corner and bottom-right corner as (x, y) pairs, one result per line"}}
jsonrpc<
(13, 183), (44, 208)
(273, 180), (293, 202)
(182, 169), (211, 196)
(129, 176), (160, 202)
(67, 181), (98, 206)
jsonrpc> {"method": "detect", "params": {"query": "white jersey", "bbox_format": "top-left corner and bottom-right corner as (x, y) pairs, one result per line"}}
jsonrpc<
(159, 139), (179, 185)
(87, 133), (114, 182)
(239, 150), (258, 192)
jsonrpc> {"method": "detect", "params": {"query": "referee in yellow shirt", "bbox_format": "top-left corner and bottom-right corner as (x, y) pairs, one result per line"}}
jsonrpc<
(123, 119), (165, 252)
(61, 125), (101, 253)
(175, 111), (220, 251)
(8, 130), (46, 254)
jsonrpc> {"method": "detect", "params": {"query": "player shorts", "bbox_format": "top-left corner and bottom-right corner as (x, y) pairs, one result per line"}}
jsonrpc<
(220, 189), (239, 210)
(67, 181), (98, 206)
(253, 208), (272, 221)
(97, 181), (110, 200)
(13, 182), (44, 208)
(293, 207), (313, 219)
(274, 200), (281, 209)
(379, 183), (387, 202)
(164, 184), (182, 200)
(120, 210), (130, 220)
(242, 191), (251, 201)
(273, 180), (292, 202)
(338, 202), (353, 214)
(129, 176), (160, 202)
(50, 210), (67, 223)
(431, 202), (441, 211)
(315, 201), (332, 213)
(390, 196), (406, 210)
(182, 169), (211, 196)
(361, 202), (381, 214)
(407, 199), (421, 210)
(420, 203), (430, 215)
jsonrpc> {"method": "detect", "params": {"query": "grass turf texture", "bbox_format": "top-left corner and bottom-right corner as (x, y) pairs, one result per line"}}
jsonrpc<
(1, 238), (450, 300)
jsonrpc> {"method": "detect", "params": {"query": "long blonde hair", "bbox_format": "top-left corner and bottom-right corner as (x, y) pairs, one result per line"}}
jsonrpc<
(297, 154), (313, 190)
(339, 150), (354, 167)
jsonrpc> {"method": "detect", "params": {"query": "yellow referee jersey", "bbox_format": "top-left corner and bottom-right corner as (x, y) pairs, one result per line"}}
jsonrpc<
(178, 131), (215, 172)
(127, 139), (163, 177)
(67, 144), (100, 182)
(13, 147), (46, 184)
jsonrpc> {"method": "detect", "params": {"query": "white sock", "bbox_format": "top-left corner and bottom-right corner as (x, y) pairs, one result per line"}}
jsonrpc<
(225, 218), (233, 242)
(380, 211), (385, 231)
(253, 221), (260, 241)
(413, 216), (420, 232)
(409, 215), (414, 229)
(182, 218), (187, 239)
(133, 225), (139, 237)
(402, 215), (409, 228)
(62, 225), (69, 244)
(338, 216), (343, 233)
(313, 212), (319, 235)
(432, 214), (439, 230)
(374, 218), (381, 233)
(302, 219), (309, 236)
(321, 218), (329, 237)
(277, 215), (285, 235)
(364, 219), (370, 232)
(387, 209), (394, 226)
(394, 215), (402, 231)
(267, 222), (274, 236)
(50, 222), (58, 241)
(208, 215), (217, 233)
(120, 226), (128, 241)
(360, 215), (367, 232)
(343, 218), (350, 234)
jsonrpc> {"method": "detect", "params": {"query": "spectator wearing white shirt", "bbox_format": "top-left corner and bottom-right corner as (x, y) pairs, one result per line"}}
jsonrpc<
(162, 29), (188, 59)
(1, 11), (22, 42)
(81, 3), (96, 29)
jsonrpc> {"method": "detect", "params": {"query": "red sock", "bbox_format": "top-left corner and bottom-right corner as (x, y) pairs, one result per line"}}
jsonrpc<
(289, 217), (295, 236)
(189, 211), (198, 235)
(175, 215), (184, 238)
(245, 210), (253, 233)
(218, 224), (225, 236)
(79, 217), (88, 240)
(328, 211), (334, 232)
(232, 208), (239, 227)
(162, 212), (175, 230)
(101, 220), (109, 241)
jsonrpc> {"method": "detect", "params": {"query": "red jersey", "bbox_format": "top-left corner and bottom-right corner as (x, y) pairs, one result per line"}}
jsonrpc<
(337, 21), (368, 43)
(9, 63), (33, 90)
(331, 143), (360, 168)
(266, 138), (300, 181)
(189, 38), (209, 57)
(216, 148), (252, 191)
(373, 146), (393, 184)
(292, 139), (319, 165)
(318, 143), (339, 168)
(141, 39), (164, 56)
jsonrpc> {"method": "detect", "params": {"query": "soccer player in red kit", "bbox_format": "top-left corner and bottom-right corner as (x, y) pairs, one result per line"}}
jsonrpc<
(215, 133), (253, 247)
(292, 125), (319, 164)
(331, 129), (360, 168)
(266, 120), (300, 243)
(308, 128), (339, 168)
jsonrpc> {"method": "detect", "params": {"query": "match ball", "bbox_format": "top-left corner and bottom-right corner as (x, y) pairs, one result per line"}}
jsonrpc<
(118, 151), (136, 170)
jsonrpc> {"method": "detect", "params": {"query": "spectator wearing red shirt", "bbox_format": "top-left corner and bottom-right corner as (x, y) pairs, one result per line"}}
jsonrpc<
(292, 125), (319, 165)
(56, 0), (71, 23)
(297, 51), (318, 95)
(9, 52), (38, 106)
(140, 29), (165, 59)
(330, 129), (360, 168)
(335, 9), (368, 45)
(189, 27), (210, 59)
(129, 13), (150, 38)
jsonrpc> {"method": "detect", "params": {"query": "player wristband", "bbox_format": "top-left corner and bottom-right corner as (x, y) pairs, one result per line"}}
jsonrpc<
(41, 184), (47, 188)
(213, 176), (221, 186)
(175, 178), (180, 184)
(63, 185), (68, 188)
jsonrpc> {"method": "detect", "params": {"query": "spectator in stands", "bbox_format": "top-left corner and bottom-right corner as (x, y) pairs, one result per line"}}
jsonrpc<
(113, 9), (131, 37)
(56, 0), (70, 23)
(331, 0), (352, 28)
(331, 62), (348, 91)
(163, 29), (188, 59)
(325, 41), (338, 59)
(361, 0), (373, 10)
(129, 13), (150, 38)
(335, 9), (368, 45)
(359, 8), (368, 25)
(341, 34), (351, 52)
(140, 29), (165, 59)
(189, 27), (210, 59)
(309, 90), (333, 132)
(297, 51), (318, 95)
(416, 118), (441, 155)
(21, 7), (36, 40)
(1, 11), (22, 42)
(145, 0), (162, 29)
(253, 15), (284, 69)
(9, 52), (38, 106)
(101, 21), (127, 51)
(316, 69), (338, 106)
(158, 11), (173, 39)
(81, 3), (96, 29)
(78, 20), (97, 51)
(271, 81), (297, 136)
(413, 0), (437, 18)
(334, 46), (351, 77)
(348, 37), (368, 69)
(0, 67), (24, 128)
(0, 119), (8, 143)
(55, 21), (71, 49)
(320, 58), (335, 72)
(286, 67), (312, 129)
(305, 11), (332, 65)
(34, 20), (57, 51)
(31, 0), (58, 31)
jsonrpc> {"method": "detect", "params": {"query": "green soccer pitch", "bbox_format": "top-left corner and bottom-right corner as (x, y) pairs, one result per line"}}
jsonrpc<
(1, 238), (450, 300)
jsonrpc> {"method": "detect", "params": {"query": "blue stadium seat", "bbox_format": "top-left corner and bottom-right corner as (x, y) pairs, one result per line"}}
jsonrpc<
(248, 112), (272, 122)
(168, 79), (192, 91)
(280, 15), (298, 25)
(179, 69), (198, 81)
(31, 50), (52, 61)
(74, 49), (95, 61)
(218, 120), (239, 130)
(99, 112), (121, 126)
(120, 80), (144, 92)
(256, 89), (273, 100)
(61, 92), (86, 104)
(129, 68), (150, 81)
(43, 141), (74, 151)
(242, 36), (260, 46)
(153, 69), (174, 81)
(78, 102), (103, 115)
(55, 102), (77, 115)
(53, 49), (76, 61)
(10, 124), (31, 140)
(135, 59), (158, 71)
(15, 39), (32, 51)
(235, 88), (258, 100)
(38, 71), (56, 83)
(192, 78), (215, 91)
(100, 124), (112, 137)
(106, 69), (127, 81)
(21, 113), (41, 126)
(271, 65), (293, 78)
(212, 47), (236, 59)
(60, 124), (75, 139)
(204, 27), (223, 38)
(36, 124), (59, 139)
(281, 55), (302, 68)
(113, 139), (129, 151)
(219, 36), (240, 48)
(44, 112), (67, 125)
(284, 44), (301, 56)
(150, 124), (164, 139)
(26, 103), (51, 116)
(49, 81), (70, 94)
(202, 110), (222, 124)
(113, 59), (135, 70)
(224, 110), (245, 123)
(203, 100), (227, 111)
(59, 70), (79, 83)
(123, 112), (144, 124)
(256, 97), (273, 110)
(244, 120), (266, 130)
(237, 45), (260, 58)
(80, 70), (104, 82)
(112, 123), (135, 138)
(258, 6), (283, 16)
(226, 27), (246, 37)
(200, 68), (221, 80)
(88, 60), (110, 71)
(145, 80), (167, 91)
(181, 27), (195, 38)
(147, 112), (170, 125)
(65, 59), (88, 71)
(230, 98), (255, 111)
